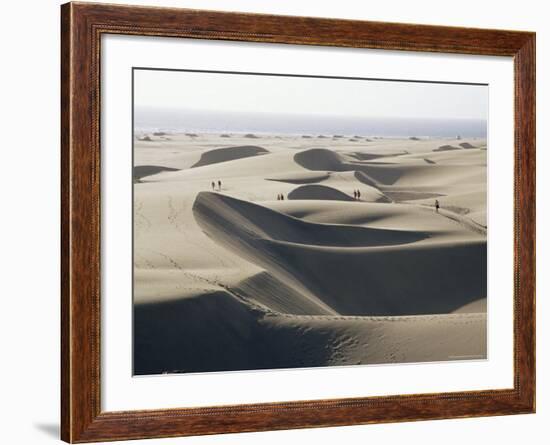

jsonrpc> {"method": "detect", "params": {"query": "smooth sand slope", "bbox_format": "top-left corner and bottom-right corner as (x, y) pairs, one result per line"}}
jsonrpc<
(194, 191), (485, 316)
(133, 133), (487, 375)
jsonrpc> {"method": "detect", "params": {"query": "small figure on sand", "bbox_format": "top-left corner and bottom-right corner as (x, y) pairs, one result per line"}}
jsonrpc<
(218, 180), (222, 191)
(281, 194), (285, 201)
(211, 181), (215, 191)
(435, 199), (440, 213)
(357, 189), (361, 200)
(353, 190), (357, 200)
(277, 194), (281, 201)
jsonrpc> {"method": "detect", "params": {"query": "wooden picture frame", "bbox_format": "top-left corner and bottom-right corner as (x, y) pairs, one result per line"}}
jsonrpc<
(61, 2), (535, 442)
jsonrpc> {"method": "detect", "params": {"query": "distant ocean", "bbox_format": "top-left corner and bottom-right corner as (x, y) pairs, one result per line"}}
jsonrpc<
(134, 108), (487, 138)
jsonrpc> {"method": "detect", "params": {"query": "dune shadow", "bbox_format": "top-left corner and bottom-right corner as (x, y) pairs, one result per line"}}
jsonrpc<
(191, 145), (269, 168)
(133, 165), (179, 182)
(288, 184), (355, 201)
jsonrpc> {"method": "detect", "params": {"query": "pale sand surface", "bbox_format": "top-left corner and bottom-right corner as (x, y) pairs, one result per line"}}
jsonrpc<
(133, 133), (487, 375)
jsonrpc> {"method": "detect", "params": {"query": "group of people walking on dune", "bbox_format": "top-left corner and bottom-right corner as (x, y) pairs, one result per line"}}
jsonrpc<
(208, 181), (442, 214)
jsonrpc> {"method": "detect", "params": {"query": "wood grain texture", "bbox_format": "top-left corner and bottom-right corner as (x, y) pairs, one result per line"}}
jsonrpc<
(60, 4), (71, 441)
(60, 2), (536, 442)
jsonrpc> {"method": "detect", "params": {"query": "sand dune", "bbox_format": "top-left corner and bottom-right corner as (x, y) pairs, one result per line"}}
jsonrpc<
(434, 144), (461, 152)
(383, 190), (444, 202)
(288, 184), (356, 201)
(352, 171), (379, 187)
(287, 182), (389, 203)
(133, 133), (487, 375)
(257, 312), (486, 367)
(193, 192), (485, 316)
(266, 171), (330, 184)
(233, 271), (335, 315)
(345, 150), (408, 161)
(194, 192), (430, 248)
(294, 148), (485, 190)
(135, 289), (486, 374)
(412, 149), (486, 165)
(191, 145), (269, 168)
(294, 148), (357, 172)
(360, 163), (484, 188)
(134, 289), (261, 375)
(133, 165), (179, 182)
(293, 148), (404, 185)
(268, 169), (389, 202)
(265, 199), (472, 233)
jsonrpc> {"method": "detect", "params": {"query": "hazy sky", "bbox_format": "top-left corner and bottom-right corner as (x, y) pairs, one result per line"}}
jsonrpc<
(134, 69), (487, 121)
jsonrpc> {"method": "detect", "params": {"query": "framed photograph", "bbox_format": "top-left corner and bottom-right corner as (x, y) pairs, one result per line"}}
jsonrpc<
(61, 2), (535, 442)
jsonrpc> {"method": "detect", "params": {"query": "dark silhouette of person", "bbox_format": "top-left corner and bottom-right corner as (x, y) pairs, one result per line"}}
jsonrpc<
(277, 194), (280, 201)
(357, 189), (361, 200)
(281, 194), (284, 201)
(218, 180), (222, 191)
(435, 199), (440, 213)
(353, 190), (357, 200)
(211, 181), (215, 191)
